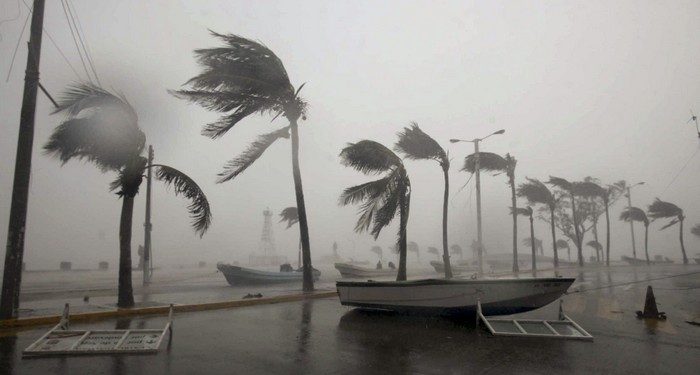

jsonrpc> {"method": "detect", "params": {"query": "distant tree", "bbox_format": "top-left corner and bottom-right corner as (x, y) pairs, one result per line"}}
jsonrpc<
(692, 224), (700, 237)
(517, 178), (561, 267)
(408, 241), (420, 262)
(395, 123), (453, 278)
(648, 199), (688, 264)
(45, 84), (212, 308)
(513, 207), (537, 271)
(427, 246), (440, 260)
(450, 244), (463, 260)
(279, 206), (301, 267)
(585, 240), (603, 260)
(339, 140), (411, 280)
(370, 246), (383, 260)
(620, 207), (650, 264)
(556, 239), (571, 261)
(548, 177), (584, 266)
(172, 32), (315, 291)
(576, 179), (624, 266)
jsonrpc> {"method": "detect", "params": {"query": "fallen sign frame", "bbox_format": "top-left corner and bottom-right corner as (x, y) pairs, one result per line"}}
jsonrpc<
(477, 300), (593, 340)
(23, 303), (173, 357)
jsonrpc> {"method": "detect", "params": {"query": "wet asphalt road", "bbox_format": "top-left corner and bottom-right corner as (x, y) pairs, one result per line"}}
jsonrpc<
(1, 265), (699, 374)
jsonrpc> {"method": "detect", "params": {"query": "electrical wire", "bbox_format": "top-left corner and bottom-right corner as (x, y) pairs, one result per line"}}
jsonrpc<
(4, 3), (30, 82)
(65, 0), (100, 84)
(59, 0), (93, 83)
(661, 146), (700, 196)
(0, 0), (22, 42)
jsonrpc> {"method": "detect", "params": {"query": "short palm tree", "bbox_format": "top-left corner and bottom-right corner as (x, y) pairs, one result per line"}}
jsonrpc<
(619, 207), (650, 264)
(517, 178), (560, 267)
(45, 84), (212, 308)
(548, 177), (584, 266)
(556, 239), (571, 261)
(463, 152), (519, 272)
(370, 245), (383, 260)
(279, 206), (300, 267)
(395, 123), (452, 278)
(648, 199), (689, 264)
(339, 140), (411, 280)
(513, 206), (536, 271)
(585, 240), (603, 261)
(172, 32), (315, 292)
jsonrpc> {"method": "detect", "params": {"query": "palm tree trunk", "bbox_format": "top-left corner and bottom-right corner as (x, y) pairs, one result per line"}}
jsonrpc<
(510, 178), (519, 273)
(679, 217), (688, 264)
(604, 199), (611, 267)
(550, 207), (559, 268)
(441, 168), (453, 279)
(593, 217), (600, 262)
(289, 119), (314, 292)
(570, 194), (583, 266)
(397, 188), (408, 281)
(529, 215), (536, 272)
(644, 224), (649, 265)
(118, 196), (135, 308)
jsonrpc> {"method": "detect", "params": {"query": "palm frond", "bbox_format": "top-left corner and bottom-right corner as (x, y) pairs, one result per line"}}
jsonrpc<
(517, 178), (555, 207)
(339, 176), (391, 206)
(691, 223), (700, 237)
(153, 165), (212, 236)
(370, 179), (401, 238)
(586, 240), (603, 251)
(427, 246), (439, 255)
(394, 123), (447, 165)
(619, 207), (648, 225)
(109, 156), (148, 197)
(462, 152), (507, 173)
(510, 206), (533, 217)
(575, 181), (606, 198)
(279, 206), (299, 229)
(217, 127), (290, 183)
(547, 176), (573, 191)
(659, 218), (680, 231)
(522, 237), (542, 248)
(648, 198), (682, 219)
(339, 140), (403, 175)
(555, 239), (570, 249)
(52, 83), (137, 122)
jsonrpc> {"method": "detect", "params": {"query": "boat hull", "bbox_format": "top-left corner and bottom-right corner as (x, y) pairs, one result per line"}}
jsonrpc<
(336, 277), (575, 316)
(429, 261), (478, 275)
(217, 264), (320, 286)
(334, 263), (397, 279)
(621, 255), (673, 265)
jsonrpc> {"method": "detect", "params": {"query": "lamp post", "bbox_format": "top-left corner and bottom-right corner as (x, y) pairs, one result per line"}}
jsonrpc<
(450, 129), (505, 274)
(626, 182), (645, 259)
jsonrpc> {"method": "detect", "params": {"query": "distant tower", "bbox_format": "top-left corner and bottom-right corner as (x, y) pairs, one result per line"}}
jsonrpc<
(260, 208), (276, 255)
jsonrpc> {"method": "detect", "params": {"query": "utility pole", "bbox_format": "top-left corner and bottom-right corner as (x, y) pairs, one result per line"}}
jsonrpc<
(143, 145), (154, 285)
(473, 140), (484, 274)
(1, 0), (46, 320)
(626, 182), (645, 260)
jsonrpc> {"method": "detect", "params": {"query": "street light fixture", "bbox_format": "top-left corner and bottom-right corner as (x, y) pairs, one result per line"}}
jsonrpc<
(450, 129), (506, 274)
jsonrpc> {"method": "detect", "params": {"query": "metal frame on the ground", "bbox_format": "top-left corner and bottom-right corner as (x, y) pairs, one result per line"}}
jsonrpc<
(477, 300), (593, 340)
(22, 304), (173, 357)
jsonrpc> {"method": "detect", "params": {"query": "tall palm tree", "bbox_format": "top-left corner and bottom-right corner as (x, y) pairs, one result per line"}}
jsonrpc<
(648, 199), (689, 264)
(339, 140), (411, 280)
(395, 123), (452, 278)
(548, 177), (584, 266)
(279, 206), (301, 267)
(517, 178), (560, 267)
(172, 32), (315, 291)
(619, 207), (650, 264)
(556, 239), (571, 261)
(513, 207), (536, 271)
(45, 84), (212, 308)
(463, 152), (519, 272)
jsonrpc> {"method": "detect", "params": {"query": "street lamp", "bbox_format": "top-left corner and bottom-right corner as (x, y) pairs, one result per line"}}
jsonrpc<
(450, 129), (506, 274)
(626, 181), (645, 260)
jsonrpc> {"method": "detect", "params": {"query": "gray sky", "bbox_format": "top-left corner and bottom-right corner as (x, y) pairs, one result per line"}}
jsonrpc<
(1, 0), (699, 270)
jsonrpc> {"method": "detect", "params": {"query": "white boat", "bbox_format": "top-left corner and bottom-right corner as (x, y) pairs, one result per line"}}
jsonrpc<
(429, 261), (478, 275)
(336, 277), (575, 316)
(217, 263), (320, 285)
(334, 262), (397, 279)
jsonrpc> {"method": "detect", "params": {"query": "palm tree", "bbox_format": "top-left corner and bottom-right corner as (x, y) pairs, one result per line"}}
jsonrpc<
(463, 152), (519, 272)
(408, 241), (420, 262)
(45, 84), (212, 308)
(339, 140), (411, 280)
(585, 240), (603, 261)
(172, 32), (314, 291)
(576, 180), (618, 266)
(556, 239), (571, 261)
(279, 206), (301, 267)
(619, 207), (650, 264)
(648, 199), (689, 264)
(450, 244), (463, 260)
(395, 123), (453, 278)
(512, 207), (536, 271)
(517, 178), (560, 268)
(548, 177), (584, 266)
(692, 224), (700, 237)
(427, 247), (440, 260)
(370, 245), (383, 260)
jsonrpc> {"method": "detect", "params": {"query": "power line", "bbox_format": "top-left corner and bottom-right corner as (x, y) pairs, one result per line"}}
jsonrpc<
(4, 3), (30, 82)
(59, 0), (93, 83)
(65, 0), (99, 84)
(661, 146), (700, 196)
(566, 270), (700, 295)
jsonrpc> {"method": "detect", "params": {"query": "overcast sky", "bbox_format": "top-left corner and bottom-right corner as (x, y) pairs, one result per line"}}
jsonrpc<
(1, 0), (699, 270)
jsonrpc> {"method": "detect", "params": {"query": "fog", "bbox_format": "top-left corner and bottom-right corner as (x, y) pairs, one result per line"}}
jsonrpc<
(1, 0), (699, 271)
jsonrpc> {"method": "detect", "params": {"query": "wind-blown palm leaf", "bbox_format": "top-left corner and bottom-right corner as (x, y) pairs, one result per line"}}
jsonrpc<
(619, 207), (649, 226)
(340, 140), (403, 175)
(339, 177), (391, 206)
(171, 31), (299, 138)
(279, 206), (299, 229)
(522, 238), (542, 249)
(510, 206), (533, 217)
(109, 156), (147, 197)
(556, 239), (570, 249)
(462, 152), (507, 173)
(153, 165), (212, 236)
(647, 198), (683, 219)
(52, 83), (137, 122)
(548, 176), (573, 191)
(217, 126), (290, 183)
(427, 247), (439, 255)
(586, 240), (603, 251)
(394, 123), (447, 164)
(691, 224), (700, 237)
(517, 178), (555, 207)
(575, 181), (606, 198)
(659, 218), (680, 231)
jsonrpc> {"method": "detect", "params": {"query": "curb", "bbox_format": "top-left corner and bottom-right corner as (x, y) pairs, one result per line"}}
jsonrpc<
(0, 290), (338, 330)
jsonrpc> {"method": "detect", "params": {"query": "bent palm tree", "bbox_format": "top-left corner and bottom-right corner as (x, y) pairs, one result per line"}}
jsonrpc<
(339, 140), (411, 280)
(648, 199), (688, 264)
(620, 207), (650, 264)
(279, 206), (301, 267)
(548, 177), (584, 266)
(172, 32), (314, 291)
(463, 152), (520, 272)
(577, 180), (618, 266)
(45, 84), (212, 308)
(513, 207), (536, 271)
(585, 240), (603, 261)
(395, 123), (452, 278)
(517, 178), (560, 267)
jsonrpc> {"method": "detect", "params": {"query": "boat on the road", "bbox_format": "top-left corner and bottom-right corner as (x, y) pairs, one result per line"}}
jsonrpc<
(217, 263), (320, 285)
(334, 262), (397, 279)
(336, 277), (575, 316)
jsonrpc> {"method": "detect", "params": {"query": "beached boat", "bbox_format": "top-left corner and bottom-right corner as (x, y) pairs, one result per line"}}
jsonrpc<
(336, 277), (575, 316)
(621, 255), (673, 265)
(429, 261), (478, 275)
(217, 263), (320, 285)
(334, 262), (397, 279)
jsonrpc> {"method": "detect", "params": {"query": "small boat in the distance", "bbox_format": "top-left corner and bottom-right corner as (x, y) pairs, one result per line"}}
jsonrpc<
(337, 277), (575, 316)
(334, 262), (397, 279)
(621, 255), (673, 265)
(217, 263), (320, 285)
